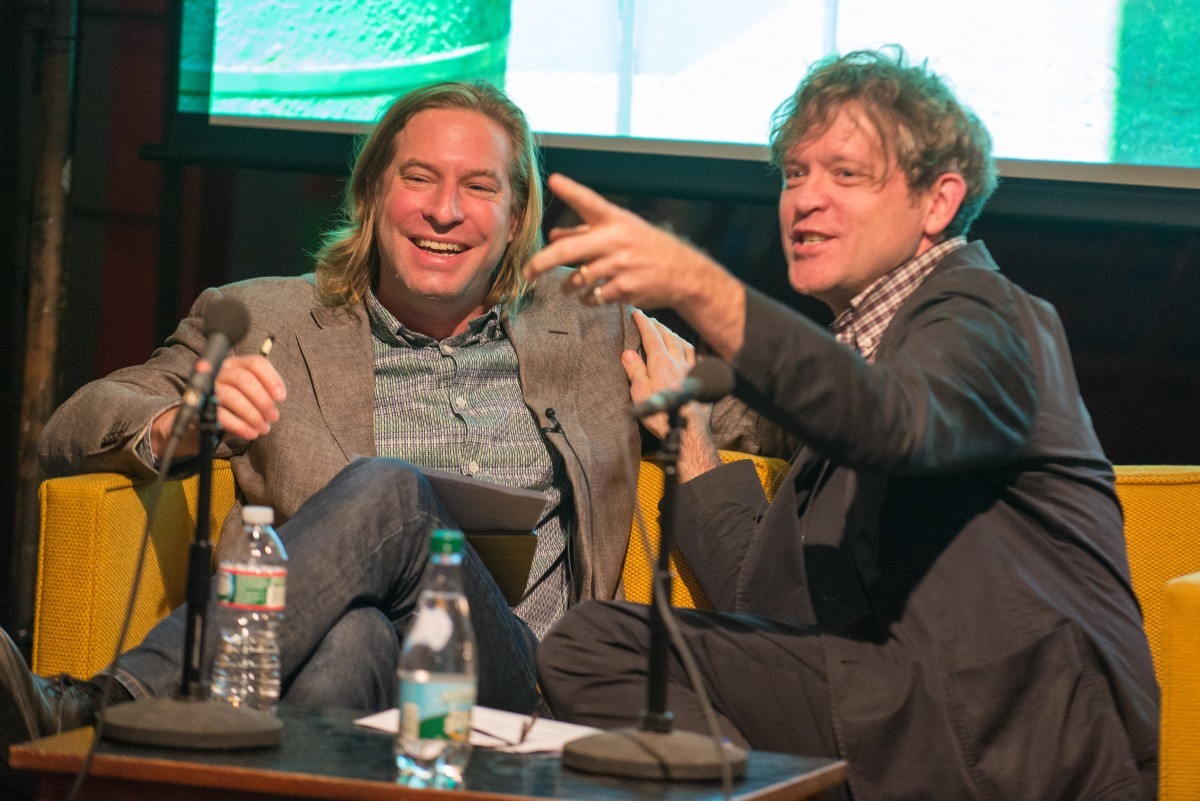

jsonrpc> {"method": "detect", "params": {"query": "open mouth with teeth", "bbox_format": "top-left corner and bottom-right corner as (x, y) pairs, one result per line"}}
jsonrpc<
(797, 233), (831, 245)
(413, 237), (468, 255)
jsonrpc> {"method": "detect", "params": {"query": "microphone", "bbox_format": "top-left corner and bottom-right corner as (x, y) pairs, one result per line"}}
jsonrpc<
(169, 298), (251, 440)
(629, 357), (735, 418)
(104, 293), (281, 752)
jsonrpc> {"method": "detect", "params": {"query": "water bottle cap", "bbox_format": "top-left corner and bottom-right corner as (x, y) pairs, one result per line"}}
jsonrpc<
(242, 505), (275, 525)
(429, 528), (464, 555)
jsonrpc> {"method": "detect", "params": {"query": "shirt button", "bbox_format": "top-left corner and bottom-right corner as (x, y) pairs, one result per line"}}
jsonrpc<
(440, 343), (455, 355)
(454, 396), (467, 410)
(467, 460), (480, 475)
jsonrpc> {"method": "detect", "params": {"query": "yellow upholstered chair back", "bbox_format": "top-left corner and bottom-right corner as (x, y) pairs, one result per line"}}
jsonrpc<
(622, 451), (789, 608)
(32, 454), (784, 677)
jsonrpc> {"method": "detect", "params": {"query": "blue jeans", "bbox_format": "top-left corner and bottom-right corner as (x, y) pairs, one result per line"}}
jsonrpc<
(107, 458), (541, 713)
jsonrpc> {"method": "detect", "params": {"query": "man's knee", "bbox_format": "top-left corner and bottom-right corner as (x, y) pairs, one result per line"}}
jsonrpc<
(285, 458), (444, 543)
(537, 602), (653, 726)
(285, 608), (399, 710)
(326, 607), (399, 657)
(330, 458), (430, 505)
(538, 602), (646, 681)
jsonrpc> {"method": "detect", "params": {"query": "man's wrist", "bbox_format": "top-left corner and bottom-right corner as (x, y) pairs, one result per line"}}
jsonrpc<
(677, 409), (720, 482)
(677, 254), (746, 360)
(148, 402), (198, 464)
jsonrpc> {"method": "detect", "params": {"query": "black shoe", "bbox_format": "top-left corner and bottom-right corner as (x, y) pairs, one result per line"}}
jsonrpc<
(0, 628), (106, 750)
(2, 629), (123, 799)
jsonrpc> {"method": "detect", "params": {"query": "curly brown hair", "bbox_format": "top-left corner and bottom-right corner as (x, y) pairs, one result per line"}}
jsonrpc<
(769, 47), (997, 239)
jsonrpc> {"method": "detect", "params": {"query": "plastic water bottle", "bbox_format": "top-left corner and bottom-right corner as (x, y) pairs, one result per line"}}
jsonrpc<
(396, 529), (477, 787)
(210, 505), (288, 712)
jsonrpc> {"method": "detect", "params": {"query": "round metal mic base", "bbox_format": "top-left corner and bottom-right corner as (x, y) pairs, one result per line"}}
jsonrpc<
(562, 728), (747, 781)
(101, 697), (283, 750)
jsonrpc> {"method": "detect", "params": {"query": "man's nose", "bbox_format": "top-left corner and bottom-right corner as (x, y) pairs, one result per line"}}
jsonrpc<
(785, 173), (829, 218)
(425, 184), (464, 226)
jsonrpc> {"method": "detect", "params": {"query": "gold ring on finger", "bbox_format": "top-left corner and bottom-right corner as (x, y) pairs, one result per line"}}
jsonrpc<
(578, 264), (589, 281)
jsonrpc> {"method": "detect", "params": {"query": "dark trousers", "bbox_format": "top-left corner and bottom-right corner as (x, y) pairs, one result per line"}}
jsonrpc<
(537, 601), (841, 759)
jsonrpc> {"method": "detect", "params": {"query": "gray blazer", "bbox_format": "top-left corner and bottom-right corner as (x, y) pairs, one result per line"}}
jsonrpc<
(676, 242), (1159, 800)
(39, 268), (651, 601)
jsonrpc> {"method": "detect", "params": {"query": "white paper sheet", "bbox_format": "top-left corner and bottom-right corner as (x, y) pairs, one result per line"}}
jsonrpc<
(355, 706), (599, 754)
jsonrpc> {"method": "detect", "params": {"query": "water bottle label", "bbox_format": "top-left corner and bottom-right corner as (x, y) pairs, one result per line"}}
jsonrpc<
(217, 567), (287, 611)
(400, 678), (474, 742)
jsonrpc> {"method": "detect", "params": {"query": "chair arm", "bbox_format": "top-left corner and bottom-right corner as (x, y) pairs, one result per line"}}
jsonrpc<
(623, 451), (790, 608)
(1114, 465), (1200, 679)
(33, 461), (236, 677)
(1160, 571), (1200, 801)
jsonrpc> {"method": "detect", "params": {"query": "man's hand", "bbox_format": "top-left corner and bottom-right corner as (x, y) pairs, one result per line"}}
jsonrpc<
(623, 309), (719, 481)
(151, 353), (287, 459)
(523, 174), (747, 359)
(623, 309), (695, 440)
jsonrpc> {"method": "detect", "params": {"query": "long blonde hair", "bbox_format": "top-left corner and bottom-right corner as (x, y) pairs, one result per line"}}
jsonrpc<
(314, 81), (544, 309)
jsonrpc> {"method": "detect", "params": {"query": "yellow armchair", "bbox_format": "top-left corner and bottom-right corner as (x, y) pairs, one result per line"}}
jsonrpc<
(621, 451), (789, 608)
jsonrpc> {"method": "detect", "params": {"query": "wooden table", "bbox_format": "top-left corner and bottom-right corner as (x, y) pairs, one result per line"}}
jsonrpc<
(9, 705), (847, 801)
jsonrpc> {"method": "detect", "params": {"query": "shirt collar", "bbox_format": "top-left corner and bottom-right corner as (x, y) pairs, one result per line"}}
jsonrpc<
(831, 236), (966, 362)
(364, 290), (504, 349)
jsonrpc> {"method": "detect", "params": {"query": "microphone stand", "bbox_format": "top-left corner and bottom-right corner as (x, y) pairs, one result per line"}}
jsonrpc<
(102, 394), (283, 749)
(561, 408), (748, 780)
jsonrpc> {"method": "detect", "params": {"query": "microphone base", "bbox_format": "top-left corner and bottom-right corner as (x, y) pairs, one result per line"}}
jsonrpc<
(100, 697), (283, 750)
(562, 727), (747, 781)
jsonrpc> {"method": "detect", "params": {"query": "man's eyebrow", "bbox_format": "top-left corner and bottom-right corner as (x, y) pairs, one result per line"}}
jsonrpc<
(396, 157), (434, 173)
(461, 167), (505, 183)
(396, 158), (504, 183)
(827, 155), (872, 169)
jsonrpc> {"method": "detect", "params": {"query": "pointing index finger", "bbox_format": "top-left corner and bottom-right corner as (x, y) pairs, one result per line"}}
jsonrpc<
(547, 173), (617, 224)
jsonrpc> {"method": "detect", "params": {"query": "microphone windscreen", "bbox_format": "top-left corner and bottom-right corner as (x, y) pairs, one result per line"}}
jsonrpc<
(689, 357), (735, 403)
(203, 298), (250, 345)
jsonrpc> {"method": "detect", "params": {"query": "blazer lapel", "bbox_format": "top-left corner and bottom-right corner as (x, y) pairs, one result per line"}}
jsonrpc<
(297, 302), (377, 462)
(505, 299), (580, 416)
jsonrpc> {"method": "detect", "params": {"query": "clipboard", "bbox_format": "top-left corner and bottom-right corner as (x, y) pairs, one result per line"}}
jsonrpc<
(418, 466), (549, 606)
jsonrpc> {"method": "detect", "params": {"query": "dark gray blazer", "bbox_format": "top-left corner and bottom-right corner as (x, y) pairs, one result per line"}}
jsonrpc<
(676, 242), (1159, 800)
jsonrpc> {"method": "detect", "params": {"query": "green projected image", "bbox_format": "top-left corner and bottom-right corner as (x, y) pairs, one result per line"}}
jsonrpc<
(206, 0), (510, 124)
(185, 0), (510, 124)
(1113, 0), (1200, 174)
(180, 0), (1200, 183)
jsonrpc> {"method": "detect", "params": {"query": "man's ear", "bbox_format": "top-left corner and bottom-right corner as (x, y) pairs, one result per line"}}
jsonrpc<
(922, 173), (967, 239)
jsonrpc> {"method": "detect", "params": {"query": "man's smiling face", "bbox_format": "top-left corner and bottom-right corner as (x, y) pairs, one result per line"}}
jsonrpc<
(778, 103), (945, 313)
(374, 106), (517, 334)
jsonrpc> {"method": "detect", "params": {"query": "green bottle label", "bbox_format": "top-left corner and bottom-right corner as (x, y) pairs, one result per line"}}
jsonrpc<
(399, 676), (475, 742)
(216, 567), (287, 611)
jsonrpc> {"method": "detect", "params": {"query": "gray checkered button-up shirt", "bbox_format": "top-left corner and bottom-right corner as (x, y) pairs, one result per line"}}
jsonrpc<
(366, 292), (570, 639)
